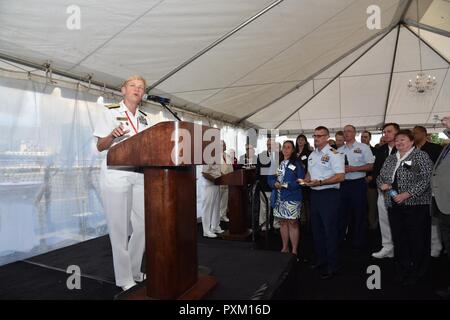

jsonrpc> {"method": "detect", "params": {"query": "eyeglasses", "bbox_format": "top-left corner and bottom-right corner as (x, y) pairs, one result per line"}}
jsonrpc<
(312, 134), (327, 138)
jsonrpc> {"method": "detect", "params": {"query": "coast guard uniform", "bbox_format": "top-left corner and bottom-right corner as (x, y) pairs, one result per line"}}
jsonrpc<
(93, 100), (153, 288)
(308, 145), (345, 274)
(338, 142), (375, 249)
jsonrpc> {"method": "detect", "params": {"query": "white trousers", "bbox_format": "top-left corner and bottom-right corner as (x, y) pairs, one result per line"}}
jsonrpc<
(219, 185), (229, 219)
(431, 217), (443, 254)
(202, 182), (220, 233)
(377, 192), (393, 251)
(100, 163), (145, 287)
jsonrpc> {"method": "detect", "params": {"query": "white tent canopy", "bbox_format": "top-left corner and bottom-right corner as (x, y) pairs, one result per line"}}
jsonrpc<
(0, 0), (449, 132)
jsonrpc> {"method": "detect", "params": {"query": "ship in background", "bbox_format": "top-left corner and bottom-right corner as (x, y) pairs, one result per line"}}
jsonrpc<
(0, 140), (107, 266)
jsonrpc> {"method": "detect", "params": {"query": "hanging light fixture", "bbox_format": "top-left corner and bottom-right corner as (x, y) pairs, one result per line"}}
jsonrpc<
(407, 0), (437, 93)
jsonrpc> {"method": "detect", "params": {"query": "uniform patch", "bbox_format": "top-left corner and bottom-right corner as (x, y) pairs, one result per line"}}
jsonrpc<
(321, 154), (330, 162)
(116, 117), (128, 121)
(354, 148), (362, 154)
(138, 115), (148, 126)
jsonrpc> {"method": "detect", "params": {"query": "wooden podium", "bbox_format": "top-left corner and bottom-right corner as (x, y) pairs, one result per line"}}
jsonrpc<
(107, 121), (218, 300)
(215, 168), (256, 240)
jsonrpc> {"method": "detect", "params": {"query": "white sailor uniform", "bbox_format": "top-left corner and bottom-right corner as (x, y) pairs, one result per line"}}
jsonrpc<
(93, 100), (153, 288)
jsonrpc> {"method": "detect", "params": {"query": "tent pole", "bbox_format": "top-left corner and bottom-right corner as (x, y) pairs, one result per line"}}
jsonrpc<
(402, 23), (450, 65)
(273, 26), (398, 129)
(382, 24), (401, 127)
(147, 0), (285, 91)
(403, 19), (450, 38)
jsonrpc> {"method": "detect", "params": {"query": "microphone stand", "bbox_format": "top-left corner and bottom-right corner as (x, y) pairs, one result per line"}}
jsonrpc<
(160, 101), (181, 121)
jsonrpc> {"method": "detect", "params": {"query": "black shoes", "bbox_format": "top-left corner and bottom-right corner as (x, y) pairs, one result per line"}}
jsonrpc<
(435, 287), (450, 299)
(309, 263), (325, 270)
(320, 272), (336, 280)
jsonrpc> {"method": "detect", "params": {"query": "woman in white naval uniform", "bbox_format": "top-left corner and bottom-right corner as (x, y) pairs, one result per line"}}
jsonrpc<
(93, 75), (152, 291)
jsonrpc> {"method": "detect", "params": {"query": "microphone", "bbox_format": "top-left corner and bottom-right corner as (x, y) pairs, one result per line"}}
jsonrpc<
(142, 94), (171, 105)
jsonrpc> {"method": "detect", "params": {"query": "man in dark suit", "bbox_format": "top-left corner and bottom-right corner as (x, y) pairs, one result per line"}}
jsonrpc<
(413, 126), (443, 163)
(432, 117), (450, 299)
(371, 123), (399, 259)
(413, 125), (444, 258)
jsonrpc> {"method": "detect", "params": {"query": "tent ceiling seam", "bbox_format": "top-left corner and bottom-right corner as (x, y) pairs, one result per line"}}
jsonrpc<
(272, 25), (398, 129)
(195, 0), (360, 106)
(403, 19), (450, 38)
(166, 67), (448, 94)
(148, 0), (285, 90)
(382, 25), (401, 126)
(238, 0), (407, 124)
(402, 23), (450, 64)
(67, 0), (166, 72)
(425, 66), (450, 123)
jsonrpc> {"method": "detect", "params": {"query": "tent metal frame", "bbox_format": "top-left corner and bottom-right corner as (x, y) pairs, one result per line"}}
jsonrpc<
(382, 25), (401, 126)
(147, 0), (285, 91)
(237, 0), (412, 125)
(272, 25), (399, 129)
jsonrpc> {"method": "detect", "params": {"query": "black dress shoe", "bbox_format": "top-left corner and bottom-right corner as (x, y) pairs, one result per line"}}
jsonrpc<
(401, 277), (417, 287)
(320, 272), (335, 280)
(309, 263), (325, 270)
(436, 287), (450, 299)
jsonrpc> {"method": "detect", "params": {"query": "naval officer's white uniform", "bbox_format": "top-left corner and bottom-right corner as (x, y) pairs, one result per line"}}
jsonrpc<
(93, 100), (153, 288)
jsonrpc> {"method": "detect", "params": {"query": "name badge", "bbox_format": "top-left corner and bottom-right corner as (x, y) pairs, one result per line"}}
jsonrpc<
(116, 117), (128, 121)
(288, 164), (296, 171)
(301, 155), (307, 160)
(354, 148), (362, 154)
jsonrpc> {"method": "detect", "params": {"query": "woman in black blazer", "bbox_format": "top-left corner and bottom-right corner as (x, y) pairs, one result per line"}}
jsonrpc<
(377, 129), (434, 286)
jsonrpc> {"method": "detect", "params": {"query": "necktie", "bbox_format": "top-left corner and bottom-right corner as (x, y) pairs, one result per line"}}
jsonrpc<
(390, 147), (396, 155)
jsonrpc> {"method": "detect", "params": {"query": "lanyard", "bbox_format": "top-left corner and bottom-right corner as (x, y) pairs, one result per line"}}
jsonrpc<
(125, 111), (138, 134)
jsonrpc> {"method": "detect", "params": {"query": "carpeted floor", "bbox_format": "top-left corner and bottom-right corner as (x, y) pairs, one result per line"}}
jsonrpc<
(0, 222), (448, 300)
(0, 224), (294, 300)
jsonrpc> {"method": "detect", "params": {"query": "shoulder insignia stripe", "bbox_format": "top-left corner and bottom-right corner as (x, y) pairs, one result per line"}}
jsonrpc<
(139, 109), (147, 116)
(105, 103), (120, 109)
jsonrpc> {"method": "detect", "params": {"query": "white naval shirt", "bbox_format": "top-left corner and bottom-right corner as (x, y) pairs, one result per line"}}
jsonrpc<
(93, 100), (154, 170)
(338, 141), (375, 180)
(308, 144), (345, 190)
(93, 100), (153, 147)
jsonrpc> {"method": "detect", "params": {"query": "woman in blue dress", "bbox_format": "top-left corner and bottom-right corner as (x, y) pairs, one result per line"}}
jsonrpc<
(268, 140), (305, 256)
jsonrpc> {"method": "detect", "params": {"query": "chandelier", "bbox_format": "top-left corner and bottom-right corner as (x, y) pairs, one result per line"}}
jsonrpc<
(407, 0), (437, 93)
(407, 72), (437, 93)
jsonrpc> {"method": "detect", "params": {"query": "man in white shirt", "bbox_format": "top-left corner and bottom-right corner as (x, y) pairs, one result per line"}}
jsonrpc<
(338, 125), (374, 251)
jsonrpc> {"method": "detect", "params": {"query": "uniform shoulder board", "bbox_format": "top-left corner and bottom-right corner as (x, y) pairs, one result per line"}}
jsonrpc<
(105, 103), (120, 109)
(330, 148), (338, 154)
(139, 109), (148, 116)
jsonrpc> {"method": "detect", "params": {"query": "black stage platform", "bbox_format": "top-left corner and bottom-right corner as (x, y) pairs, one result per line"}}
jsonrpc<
(1, 224), (449, 300)
(0, 232), (295, 300)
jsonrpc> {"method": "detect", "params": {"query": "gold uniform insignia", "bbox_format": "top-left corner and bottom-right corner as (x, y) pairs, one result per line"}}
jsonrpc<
(105, 103), (120, 109)
(321, 154), (330, 162)
(330, 148), (338, 154)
